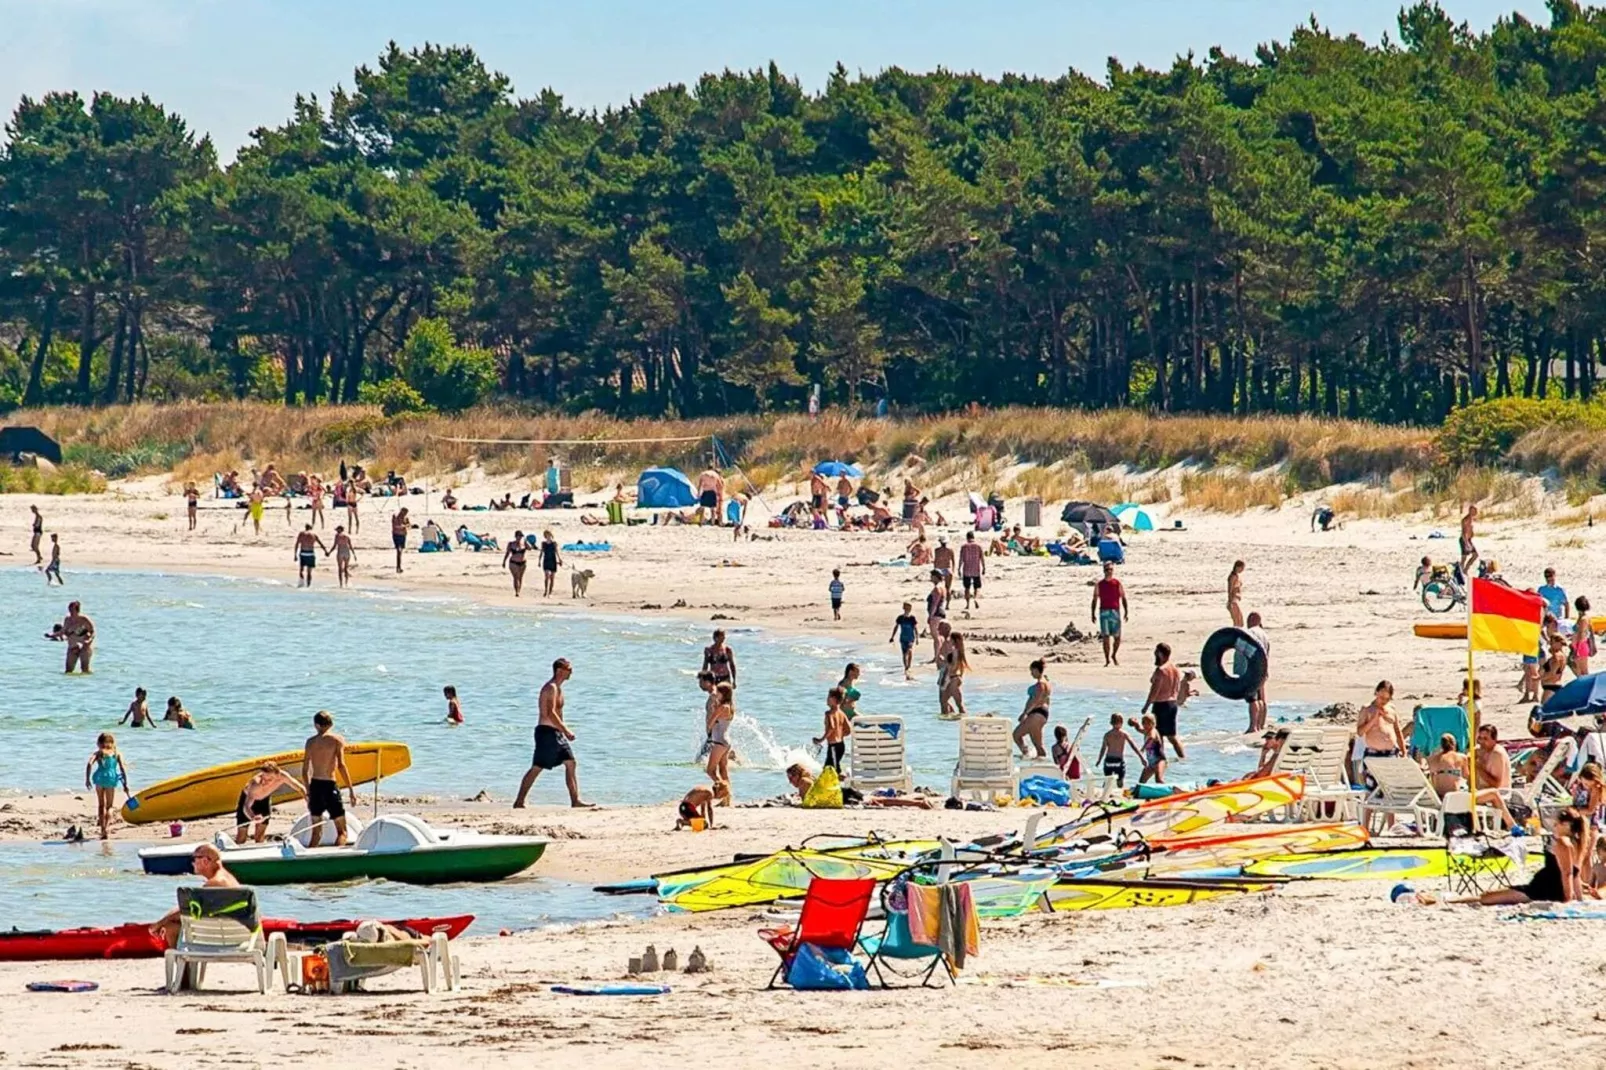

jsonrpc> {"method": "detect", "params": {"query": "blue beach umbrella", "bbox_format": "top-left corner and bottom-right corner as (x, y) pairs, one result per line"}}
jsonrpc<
(813, 460), (863, 479)
(1112, 503), (1155, 532)
(1537, 672), (1606, 721)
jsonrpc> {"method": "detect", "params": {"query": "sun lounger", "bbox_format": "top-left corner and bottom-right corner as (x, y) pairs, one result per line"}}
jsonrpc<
(1358, 757), (1439, 834)
(1271, 726), (1365, 820)
(951, 716), (1017, 801)
(848, 715), (913, 794)
(163, 887), (286, 994)
(324, 930), (458, 995)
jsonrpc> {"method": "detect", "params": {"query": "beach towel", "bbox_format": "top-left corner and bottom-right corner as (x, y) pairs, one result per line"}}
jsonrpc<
(943, 883), (980, 968)
(906, 884), (941, 947)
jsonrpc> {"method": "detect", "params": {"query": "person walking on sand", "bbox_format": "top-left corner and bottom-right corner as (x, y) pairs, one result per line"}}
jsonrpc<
(1092, 561), (1128, 666)
(958, 531), (986, 610)
(344, 479), (361, 533)
(1013, 659), (1052, 758)
(828, 569), (845, 621)
(705, 681), (734, 800)
(247, 486), (265, 536)
(308, 474), (325, 529)
(294, 525), (329, 588)
(44, 532), (62, 586)
(1140, 643), (1186, 760)
(331, 525), (356, 588)
(184, 482), (199, 531)
(1460, 504), (1479, 576)
(504, 530), (529, 596)
(390, 507), (410, 573)
(539, 530), (561, 597)
(29, 504), (43, 564)
(933, 537), (956, 599)
(890, 601), (919, 679)
(513, 658), (595, 808)
(62, 600), (94, 674)
(1573, 596), (1596, 677)
(302, 711), (357, 847)
(85, 732), (129, 840)
(1227, 560), (1246, 627)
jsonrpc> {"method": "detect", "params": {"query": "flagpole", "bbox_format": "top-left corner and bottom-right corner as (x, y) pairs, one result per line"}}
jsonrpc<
(1466, 585), (1478, 814)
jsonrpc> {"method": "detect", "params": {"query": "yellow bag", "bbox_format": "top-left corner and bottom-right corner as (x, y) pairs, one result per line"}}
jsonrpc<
(801, 766), (844, 809)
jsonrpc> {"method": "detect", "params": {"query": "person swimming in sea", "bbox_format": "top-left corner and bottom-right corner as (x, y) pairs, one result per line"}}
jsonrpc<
(120, 688), (155, 728)
(164, 696), (195, 729)
(445, 685), (464, 725)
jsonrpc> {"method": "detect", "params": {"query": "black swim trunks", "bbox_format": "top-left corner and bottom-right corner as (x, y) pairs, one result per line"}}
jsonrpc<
(299, 550), (317, 568)
(532, 724), (575, 770)
(699, 490), (718, 509)
(963, 574), (982, 593)
(1152, 701), (1179, 738)
(234, 792), (271, 829)
(392, 532), (406, 550)
(307, 777), (345, 819)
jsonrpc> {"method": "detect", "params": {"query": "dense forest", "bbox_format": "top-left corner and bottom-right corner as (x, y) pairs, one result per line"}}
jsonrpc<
(6, 2), (1606, 423)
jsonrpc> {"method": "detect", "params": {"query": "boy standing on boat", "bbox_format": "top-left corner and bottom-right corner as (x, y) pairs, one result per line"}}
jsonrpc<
(513, 658), (595, 809)
(302, 711), (357, 847)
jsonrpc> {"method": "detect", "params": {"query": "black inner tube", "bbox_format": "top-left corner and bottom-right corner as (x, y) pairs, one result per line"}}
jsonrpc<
(1200, 627), (1267, 702)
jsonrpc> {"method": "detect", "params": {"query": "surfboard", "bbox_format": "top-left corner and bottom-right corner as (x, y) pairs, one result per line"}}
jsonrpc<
(120, 742), (412, 824)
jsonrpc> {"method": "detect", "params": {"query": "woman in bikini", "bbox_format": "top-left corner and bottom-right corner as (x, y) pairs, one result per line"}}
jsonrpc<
(1425, 733), (1468, 798)
(503, 530), (529, 596)
(1542, 634), (1570, 700)
(331, 525), (356, 588)
(1570, 762), (1606, 892)
(1012, 658), (1052, 759)
(837, 663), (862, 720)
(940, 631), (970, 719)
(308, 475), (325, 528)
(705, 681), (734, 801)
(702, 630), (736, 690)
(1574, 596), (1596, 677)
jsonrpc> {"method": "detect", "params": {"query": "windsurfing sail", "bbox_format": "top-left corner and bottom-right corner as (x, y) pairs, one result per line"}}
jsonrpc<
(1042, 876), (1275, 912)
(660, 848), (912, 912)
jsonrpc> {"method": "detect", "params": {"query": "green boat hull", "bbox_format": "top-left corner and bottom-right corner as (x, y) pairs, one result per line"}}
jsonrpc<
(226, 841), (547, 886)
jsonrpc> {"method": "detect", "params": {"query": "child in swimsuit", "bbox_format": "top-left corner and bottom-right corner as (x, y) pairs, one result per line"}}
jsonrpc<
(1135, 714), (1167, 785)
(675, 785), (717, 830)
(444, 685), (464, 725)
(84, 732), (128, 840)
(1096, 714), (1140, 788)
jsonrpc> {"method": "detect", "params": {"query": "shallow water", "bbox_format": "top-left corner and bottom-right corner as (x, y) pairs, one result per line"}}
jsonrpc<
(2, 567), (1313, 804)
(0, 842), (654, 933)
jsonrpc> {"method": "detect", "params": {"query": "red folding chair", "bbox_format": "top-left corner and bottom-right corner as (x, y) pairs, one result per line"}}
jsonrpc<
(757, 876), (876, 989)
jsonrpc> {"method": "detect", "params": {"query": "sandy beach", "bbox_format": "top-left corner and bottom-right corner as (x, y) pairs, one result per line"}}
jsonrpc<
(0, 475), (1596, 1069)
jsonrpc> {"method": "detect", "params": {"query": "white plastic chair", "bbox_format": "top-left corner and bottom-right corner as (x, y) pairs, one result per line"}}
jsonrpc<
(1272, 727), (1365, 820)
(849, 715), (913, 794)
(328, 931), (458, 994)
(1359, 757), (1439, 834)
(163, 889), (285, 994)
(951, 716), (1017, 801)
(1422, 789), (1503, 837)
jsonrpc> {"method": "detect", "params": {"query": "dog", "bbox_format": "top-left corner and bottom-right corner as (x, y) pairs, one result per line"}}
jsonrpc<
(570, 567), (595, 599)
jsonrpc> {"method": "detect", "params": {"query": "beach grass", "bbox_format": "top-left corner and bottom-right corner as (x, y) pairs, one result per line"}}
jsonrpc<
(0, 464), (107, 494)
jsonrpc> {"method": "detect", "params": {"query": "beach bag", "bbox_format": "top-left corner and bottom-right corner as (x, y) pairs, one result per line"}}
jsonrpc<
(802, 767), (844, 809)
(786, 943), (868, 990)
(1018, 775), (1071, 807)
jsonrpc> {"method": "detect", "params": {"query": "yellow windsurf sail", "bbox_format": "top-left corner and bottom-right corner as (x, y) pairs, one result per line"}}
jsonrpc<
(1043, 878), (1272, 912)
(662, 849), (910, 912)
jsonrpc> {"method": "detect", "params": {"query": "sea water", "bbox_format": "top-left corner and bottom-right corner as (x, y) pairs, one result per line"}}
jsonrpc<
(0, 567), (1314, 931)
(2, 567), (1309, 803)
(0, 842), (654, 934)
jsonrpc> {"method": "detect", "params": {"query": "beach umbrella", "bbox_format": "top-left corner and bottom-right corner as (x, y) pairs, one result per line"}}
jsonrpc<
(813, 460), (863, 479)
(1112, 503), (1155, 532)
(1537, 672), (1606, 721)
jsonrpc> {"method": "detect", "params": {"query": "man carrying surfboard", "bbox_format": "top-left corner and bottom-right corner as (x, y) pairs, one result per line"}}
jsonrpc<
(302, 711), (358, 847)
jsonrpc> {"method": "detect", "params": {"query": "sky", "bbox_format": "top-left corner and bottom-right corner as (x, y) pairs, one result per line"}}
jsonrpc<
(0, 0), (1551, 159)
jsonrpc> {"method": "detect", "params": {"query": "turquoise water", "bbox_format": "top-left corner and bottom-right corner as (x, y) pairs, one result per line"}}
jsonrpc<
(0, 842), (654, 934)
(2, 567), (1306, 803)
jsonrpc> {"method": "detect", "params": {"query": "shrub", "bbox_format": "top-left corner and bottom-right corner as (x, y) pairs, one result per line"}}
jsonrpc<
(357, 380), (430, 418)
(1435, 397), (1606, 467)
(397, 319), (496, 413)
(0, 464), (107, 494)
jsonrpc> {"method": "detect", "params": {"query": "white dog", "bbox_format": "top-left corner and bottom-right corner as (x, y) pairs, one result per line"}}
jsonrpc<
(570, 567), (595, 599)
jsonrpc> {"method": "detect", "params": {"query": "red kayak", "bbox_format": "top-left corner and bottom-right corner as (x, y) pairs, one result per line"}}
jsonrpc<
(0, 914), (473, 961)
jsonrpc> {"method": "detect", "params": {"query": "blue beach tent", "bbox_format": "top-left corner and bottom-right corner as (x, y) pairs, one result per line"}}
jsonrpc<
(813, 460), (863, 479)
(636, 467), (697, 509)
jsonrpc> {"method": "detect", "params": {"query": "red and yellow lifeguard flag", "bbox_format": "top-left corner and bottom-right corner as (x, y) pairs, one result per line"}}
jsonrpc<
(1469, 580), (1544, 654)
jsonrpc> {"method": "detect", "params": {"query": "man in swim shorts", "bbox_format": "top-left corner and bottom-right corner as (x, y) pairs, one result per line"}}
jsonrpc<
(391, 507), (410, 574)
(958, 531), (985, 609)
(932, 537), (956, 599)
(293, 524), (329, 587)
(513, 658), (595, 808)
(695, 466), (725, 525)
(302, 710), (357, 847)
(1140, 642), (1186, 760)
(1091, 561), (1128, 666)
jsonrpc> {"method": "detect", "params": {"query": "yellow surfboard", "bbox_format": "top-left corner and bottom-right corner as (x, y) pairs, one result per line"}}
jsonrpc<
(120, 742), (412, 824)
